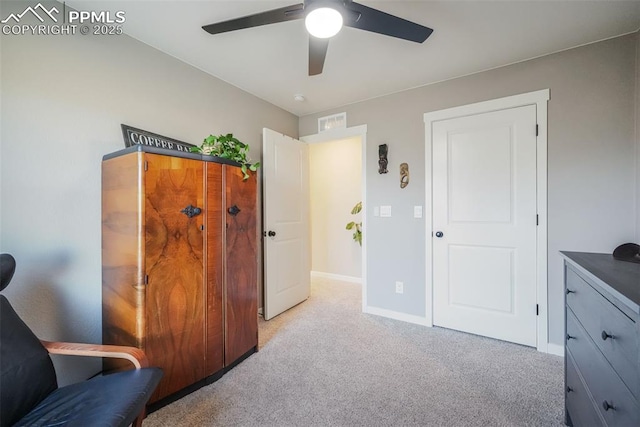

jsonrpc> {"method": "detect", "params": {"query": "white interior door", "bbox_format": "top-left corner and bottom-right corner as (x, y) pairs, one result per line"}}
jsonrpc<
(263, 128), (310, 320)
(432, 105), (537, 346)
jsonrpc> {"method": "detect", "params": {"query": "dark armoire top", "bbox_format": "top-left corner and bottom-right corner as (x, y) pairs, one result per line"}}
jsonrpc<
(102, 145), (242, 167)
(561, 251), (640, 316)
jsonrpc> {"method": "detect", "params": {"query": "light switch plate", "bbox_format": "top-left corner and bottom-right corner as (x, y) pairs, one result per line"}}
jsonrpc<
(414, 206), (423, 218)
(380, 206), (392, 217)
(395, 281), (403, 294)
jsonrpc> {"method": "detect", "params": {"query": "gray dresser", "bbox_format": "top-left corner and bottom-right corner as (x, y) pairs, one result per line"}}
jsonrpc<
(561, 252), (640, 426)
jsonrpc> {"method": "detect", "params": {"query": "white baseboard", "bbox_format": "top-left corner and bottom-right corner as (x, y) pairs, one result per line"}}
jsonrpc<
(311, 271), (362, 284)
(363, 305), (430, 326)
(545, 342), (564, 357)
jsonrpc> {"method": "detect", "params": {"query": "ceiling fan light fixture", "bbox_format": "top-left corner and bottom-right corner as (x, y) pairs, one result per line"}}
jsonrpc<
(305, 7), (343, 39)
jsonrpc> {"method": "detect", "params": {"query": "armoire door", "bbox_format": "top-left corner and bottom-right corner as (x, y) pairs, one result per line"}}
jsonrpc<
(224, 165), (258, 365)
(205, 161), (224, 376)
(144, 153), (206, 401)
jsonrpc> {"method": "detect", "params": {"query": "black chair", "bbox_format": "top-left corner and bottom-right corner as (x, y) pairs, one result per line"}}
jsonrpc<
(0, 253), (162, 427)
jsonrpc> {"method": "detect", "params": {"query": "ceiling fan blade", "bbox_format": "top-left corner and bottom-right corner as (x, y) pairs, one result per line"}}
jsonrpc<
(202, 3), (305, 35)
(344, 2), (433, 43)
(309, 36), (329, 76)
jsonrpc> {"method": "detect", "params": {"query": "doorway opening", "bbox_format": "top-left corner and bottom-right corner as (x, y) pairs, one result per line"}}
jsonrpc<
(301, 125), (368, 312)
(309, 136), (363, 284)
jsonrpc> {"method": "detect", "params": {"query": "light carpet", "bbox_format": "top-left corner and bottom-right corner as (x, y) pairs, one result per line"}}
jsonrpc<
(144, 277), (564, 426)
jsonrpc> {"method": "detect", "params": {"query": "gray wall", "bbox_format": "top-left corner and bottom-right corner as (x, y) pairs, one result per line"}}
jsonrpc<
(300, 34), (638, 347)
(637, 30), (640, 243)
(0, 1), (297, 385)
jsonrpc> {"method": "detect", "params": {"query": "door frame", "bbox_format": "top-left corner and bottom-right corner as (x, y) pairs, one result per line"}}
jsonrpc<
(301, 125), (368, 312)
(423, 89), (550, 353)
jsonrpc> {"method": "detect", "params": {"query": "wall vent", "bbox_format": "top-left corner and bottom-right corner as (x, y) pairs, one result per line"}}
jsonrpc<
(318, 112), (347, 133)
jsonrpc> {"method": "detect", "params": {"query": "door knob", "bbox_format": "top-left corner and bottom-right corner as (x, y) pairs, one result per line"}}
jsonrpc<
(268, 230), (276, 237)
(435, 231), (444, 238)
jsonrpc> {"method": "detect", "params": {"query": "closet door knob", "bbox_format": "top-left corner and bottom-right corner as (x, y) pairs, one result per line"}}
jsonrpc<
(566, 289), (575, 295)
(566, 334), (575, 341)
(268, 230), (276, 237)
(228, 205), (241, 216)
(602, 401), (615, 411)
(435, 231), (444, 238)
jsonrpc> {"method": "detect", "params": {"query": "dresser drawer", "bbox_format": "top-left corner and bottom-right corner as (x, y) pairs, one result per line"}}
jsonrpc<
(566, 352), (605, 426)
(566, 267), (639, 398)
(567, 310), (640, 426)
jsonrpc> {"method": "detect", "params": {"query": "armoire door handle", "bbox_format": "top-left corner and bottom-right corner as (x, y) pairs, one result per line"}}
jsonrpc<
(181, 205), (202, 218)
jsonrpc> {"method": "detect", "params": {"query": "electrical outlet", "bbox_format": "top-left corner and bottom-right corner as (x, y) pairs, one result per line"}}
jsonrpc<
(395, 281), (403, 294)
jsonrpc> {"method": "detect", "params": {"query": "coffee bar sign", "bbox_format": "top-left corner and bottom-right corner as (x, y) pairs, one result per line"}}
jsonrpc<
(121, 124), (195, 153)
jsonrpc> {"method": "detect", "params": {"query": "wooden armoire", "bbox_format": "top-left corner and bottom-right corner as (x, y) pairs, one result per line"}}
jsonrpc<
(101, 145), (258, 405)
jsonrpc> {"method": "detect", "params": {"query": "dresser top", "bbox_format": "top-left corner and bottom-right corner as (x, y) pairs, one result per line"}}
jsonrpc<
(103, 145), (242, 167)
(561, 251), (640, 315)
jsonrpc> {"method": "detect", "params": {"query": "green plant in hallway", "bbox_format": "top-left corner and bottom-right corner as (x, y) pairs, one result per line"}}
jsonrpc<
(346, 201), (362, 246)
(191, 133), (260, 180)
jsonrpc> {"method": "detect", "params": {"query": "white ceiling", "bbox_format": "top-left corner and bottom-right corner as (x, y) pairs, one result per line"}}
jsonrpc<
(67, 1), (640, 116)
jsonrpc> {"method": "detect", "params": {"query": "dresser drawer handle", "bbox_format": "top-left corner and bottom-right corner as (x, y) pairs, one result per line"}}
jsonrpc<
(566, 334), (575, 341)
(601, 330), (614, 341)
(566, 289), (575, 295)
(602, 400), (615, 411)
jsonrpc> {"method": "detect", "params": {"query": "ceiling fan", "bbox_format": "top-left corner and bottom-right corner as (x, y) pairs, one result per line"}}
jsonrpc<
(202, 0), (433, 76)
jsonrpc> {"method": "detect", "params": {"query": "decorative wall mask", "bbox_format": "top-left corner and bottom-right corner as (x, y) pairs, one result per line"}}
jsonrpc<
(400, 163), (409, 188)
(378, 144), (388, 174)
